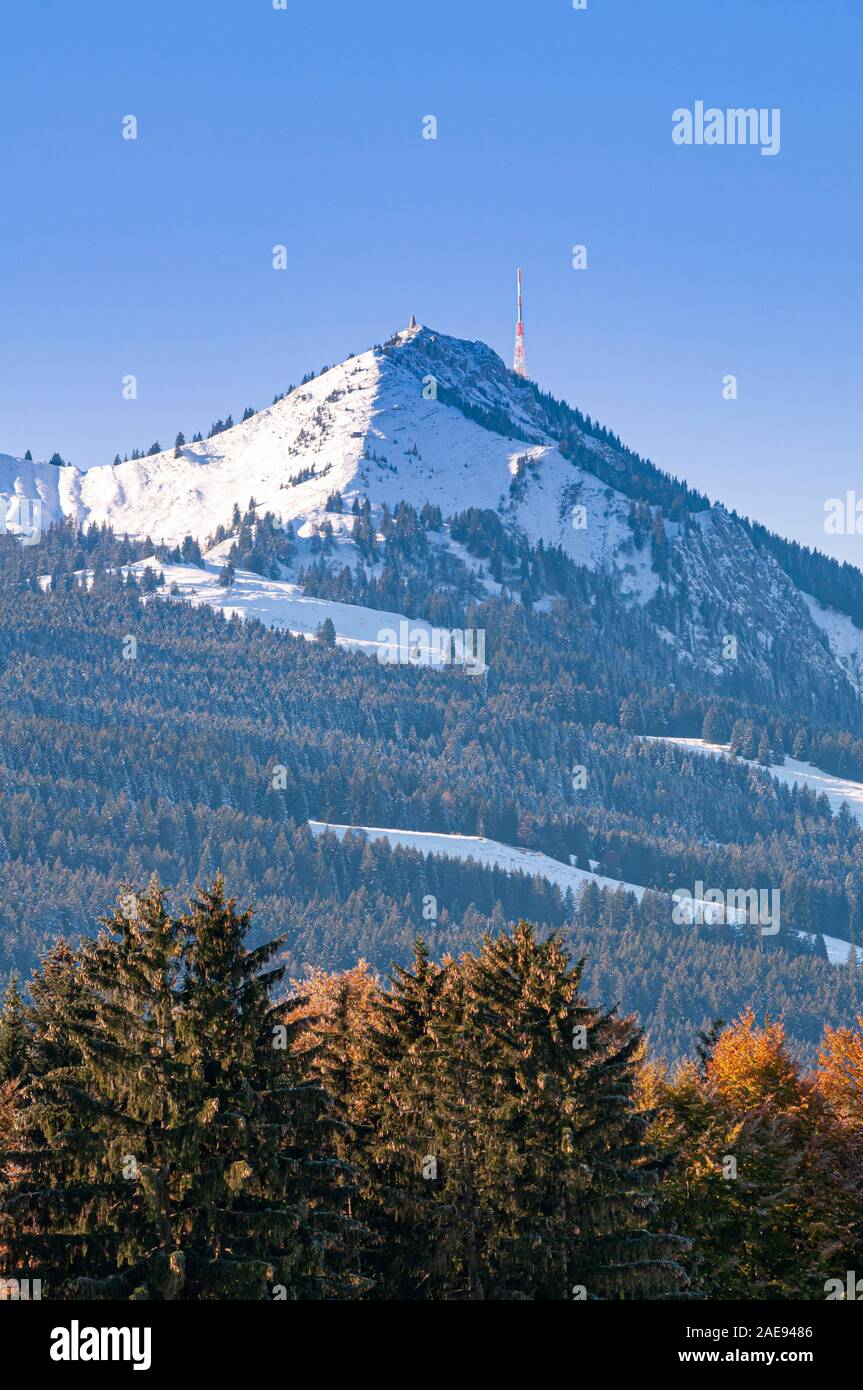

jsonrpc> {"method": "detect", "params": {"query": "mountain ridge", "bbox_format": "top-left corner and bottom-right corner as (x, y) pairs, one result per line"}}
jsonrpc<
(3, 323), (863, 703)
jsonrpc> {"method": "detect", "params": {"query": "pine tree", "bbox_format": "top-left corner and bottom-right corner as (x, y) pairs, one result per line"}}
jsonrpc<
(349, 926), (686, 1300)
(173, 877), (359, 1298)
(700, 706), (720, 743)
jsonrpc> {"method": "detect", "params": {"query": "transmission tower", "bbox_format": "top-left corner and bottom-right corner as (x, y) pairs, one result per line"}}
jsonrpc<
(513, 267), (528, 378)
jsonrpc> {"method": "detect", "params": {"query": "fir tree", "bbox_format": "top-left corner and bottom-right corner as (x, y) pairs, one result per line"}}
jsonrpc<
(0, 977), (29, 1082)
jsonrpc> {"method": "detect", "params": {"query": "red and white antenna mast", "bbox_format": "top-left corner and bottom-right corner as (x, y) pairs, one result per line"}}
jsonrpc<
(513, 267), (528, 378)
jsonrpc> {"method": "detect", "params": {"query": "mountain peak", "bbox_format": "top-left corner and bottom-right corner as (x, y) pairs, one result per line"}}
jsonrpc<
(4, 319), (863, 708)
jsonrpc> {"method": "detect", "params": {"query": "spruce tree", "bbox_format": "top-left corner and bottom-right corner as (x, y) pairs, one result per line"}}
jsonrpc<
(352, 940), (448, 1298)
(0, 879), (362, 1299)
(0, 977), (29, 1082)
(348, 925), (686, 1300)
(174, 878), (360, 1298)
(461, 922), (687, 1299)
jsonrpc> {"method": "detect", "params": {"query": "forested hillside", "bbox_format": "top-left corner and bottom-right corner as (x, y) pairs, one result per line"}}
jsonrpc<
(2, 520), (863, 1061)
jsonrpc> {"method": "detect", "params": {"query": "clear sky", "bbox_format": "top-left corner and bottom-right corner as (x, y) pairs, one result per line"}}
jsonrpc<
(1, 0), (861, 560)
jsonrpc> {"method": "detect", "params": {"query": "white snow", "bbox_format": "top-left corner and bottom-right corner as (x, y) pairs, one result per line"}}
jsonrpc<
(308, 823), (747, 926)
(0, 452), (80, 532)
(123, 558), (482, 666)
(646, 736), (863, 827)
(822, 934), (863, 966)
(800, 590), (863, 696)
(307, 820), (854, 966)
(5, 323), (863, 707)
(0, 328), (658, 608)
(308, 821), (647, 900)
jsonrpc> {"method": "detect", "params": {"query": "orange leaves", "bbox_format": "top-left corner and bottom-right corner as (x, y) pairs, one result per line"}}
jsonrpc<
(706, 1011), (802, 1112)
(814, 1018), (863, 1129)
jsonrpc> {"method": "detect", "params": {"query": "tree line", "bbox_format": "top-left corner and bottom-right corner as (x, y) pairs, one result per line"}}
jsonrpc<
(2, 879), (861, 1300)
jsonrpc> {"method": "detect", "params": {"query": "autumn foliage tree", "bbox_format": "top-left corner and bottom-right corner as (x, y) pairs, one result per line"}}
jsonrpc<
(645, 1011), (863, 1299)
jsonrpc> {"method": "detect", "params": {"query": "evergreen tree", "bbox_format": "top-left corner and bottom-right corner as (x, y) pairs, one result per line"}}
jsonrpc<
(701, 706), (720, 743)
(347, 925), (686, 1299)
(0, 879), (362, 1299)
(351, 941), (447, 1298)
(174, 878), (360, 1298)
(0, 977), (29, 1082)
(462, 923), (687, 1299)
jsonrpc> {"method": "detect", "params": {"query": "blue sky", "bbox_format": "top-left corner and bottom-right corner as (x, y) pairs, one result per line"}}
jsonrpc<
(1, 0), (860, 559)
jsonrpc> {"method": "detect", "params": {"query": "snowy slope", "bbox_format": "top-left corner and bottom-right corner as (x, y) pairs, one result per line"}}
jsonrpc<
(800, 591), (863, 696)
(308, 820), (647, 901)
(307, 820), (857, 964)
(0, 327), (667, 602)
(0, 452), (80, 531)
(307, 822), (750, 927)
(76, 557), (476, 664)
(823, 935), (863, 966)
(645, 735), (863, 827)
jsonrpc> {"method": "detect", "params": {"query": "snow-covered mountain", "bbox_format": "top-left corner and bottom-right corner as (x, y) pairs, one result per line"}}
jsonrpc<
(3, 323), (622, 554)
(5, 320), (863, 701)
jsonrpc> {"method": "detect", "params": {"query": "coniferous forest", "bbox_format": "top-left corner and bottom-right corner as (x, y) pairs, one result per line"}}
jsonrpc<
(2, 878), (862, 1302)
(2, 521), (863, 1067)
